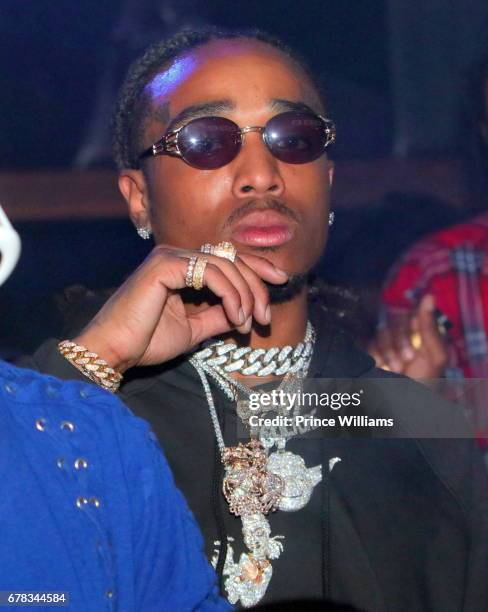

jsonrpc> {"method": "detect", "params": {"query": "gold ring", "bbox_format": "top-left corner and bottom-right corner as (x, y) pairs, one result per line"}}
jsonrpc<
(200, 241), (237, 262)
(410, 332), (422, 350)
(192, 256), (208, 290)
(185, 255), (198, 288)
(212, 241), (237, 262)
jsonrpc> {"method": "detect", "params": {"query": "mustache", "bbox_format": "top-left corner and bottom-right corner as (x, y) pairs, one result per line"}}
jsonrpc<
(224, 198), (300, 229)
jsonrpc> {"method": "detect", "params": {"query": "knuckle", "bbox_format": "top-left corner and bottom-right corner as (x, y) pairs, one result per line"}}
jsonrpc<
(211, 254), (232, 271)
(153, 244), (174, 258)
(243, 294), (254, 315)
(228, 286), (242, 307)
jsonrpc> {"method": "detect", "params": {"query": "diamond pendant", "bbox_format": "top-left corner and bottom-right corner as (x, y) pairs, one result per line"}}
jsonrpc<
(267, 450), (322, 512)
(223, 550), (273, 607)
(219, 514), (284, 608)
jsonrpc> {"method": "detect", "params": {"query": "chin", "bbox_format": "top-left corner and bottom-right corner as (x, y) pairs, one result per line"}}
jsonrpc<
(265, 273), (308, 304)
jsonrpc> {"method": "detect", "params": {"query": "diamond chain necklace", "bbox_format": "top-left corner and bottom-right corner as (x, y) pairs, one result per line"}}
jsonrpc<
(189, 322), (323, 608)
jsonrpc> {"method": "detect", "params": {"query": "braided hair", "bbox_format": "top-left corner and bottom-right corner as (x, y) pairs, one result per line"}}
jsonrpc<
(112, 27), (322, 170)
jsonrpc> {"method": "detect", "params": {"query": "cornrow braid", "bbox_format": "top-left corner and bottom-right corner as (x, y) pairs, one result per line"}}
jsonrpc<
(112, 27), (322, 170)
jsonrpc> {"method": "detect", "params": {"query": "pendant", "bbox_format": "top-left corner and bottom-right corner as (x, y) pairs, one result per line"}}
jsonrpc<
(218, 514), (284, 608)
(267, 450), (322, 512)
(222, 440), (284, 515)
(236, 399), (253, 424)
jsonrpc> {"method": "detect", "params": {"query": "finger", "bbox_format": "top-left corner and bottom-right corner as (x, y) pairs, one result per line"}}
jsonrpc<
(204, 255), (256, 324)
(147, 250), (244, 327)
(388, 313), (416, 362)
(409, 316), (422, 350)
(206, 252), (288, 326)
(236, 252), (289, 284)
(201, 263), (249, 327)
(375, 326), (404, 372)
(232, 258), (272, 325)
(417, 294), (448, 371)
(158, 247), (287, 326)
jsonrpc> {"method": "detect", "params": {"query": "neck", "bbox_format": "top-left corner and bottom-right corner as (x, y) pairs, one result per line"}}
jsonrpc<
(186, 285), (310, 383)
(233, 288), (309, 382)
(229, 285), (309, 349)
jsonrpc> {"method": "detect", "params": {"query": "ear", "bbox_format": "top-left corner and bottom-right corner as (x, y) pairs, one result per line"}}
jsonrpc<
(118, 169), (151, 231)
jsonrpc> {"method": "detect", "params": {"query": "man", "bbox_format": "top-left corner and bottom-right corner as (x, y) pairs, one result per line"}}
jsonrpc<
(369, 57), (488, 458)
(370, 56), (488, 380)
(23, 29), (488, 610)
(0, 205), (229, 610)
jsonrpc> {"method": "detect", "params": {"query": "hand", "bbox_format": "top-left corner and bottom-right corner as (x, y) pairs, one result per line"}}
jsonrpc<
(368, 295), (448, 378)
(73, 245), (289, 373)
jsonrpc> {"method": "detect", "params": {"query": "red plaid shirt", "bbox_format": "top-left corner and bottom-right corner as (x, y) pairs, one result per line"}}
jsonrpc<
(382, 212), (488, 379)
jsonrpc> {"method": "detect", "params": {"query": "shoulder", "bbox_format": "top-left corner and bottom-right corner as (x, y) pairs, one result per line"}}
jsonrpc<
(401, 213), (488, 261)
(0, 359), (183, 518)
(0, 359), (155, 461)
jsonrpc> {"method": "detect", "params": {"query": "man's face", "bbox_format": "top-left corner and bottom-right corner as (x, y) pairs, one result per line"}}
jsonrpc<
(120, 39), (333, 278)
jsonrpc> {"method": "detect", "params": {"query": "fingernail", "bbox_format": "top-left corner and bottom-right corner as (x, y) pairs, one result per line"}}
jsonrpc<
(274, 266), (288, 278)
(239, 308), (246, 324)
(243, 316), (252, 333)
(265, 305), (271, 324)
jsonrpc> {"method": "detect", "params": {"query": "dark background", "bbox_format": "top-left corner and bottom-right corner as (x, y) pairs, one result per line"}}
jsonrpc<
(0, 0), (392, 167)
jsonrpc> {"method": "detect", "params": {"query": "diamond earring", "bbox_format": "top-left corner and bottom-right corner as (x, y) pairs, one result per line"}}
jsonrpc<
(328, 212), (335, 226)
(136, 227), (152, 240)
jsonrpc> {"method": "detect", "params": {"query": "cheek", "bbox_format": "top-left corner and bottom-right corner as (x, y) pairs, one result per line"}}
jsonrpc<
(297, 165), (330, 266)
(286, 162), (330, 233)
(146, 160), (230, 247)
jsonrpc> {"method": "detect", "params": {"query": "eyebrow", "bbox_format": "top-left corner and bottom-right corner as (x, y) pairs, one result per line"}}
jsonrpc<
(269, 98), (320, 115)
(161, 96), (321, 131)
(166, 100), (236, 129)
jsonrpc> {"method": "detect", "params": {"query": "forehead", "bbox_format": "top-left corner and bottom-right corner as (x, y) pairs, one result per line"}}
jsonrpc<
(144, 39), (322, 117)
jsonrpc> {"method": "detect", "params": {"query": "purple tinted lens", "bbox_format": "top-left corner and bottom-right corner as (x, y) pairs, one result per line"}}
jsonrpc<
(177, 117), (241, 169)
(264, 111), (326, 163)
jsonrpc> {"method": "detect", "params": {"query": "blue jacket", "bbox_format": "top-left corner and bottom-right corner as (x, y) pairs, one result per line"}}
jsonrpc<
(0, 360), (231, 611)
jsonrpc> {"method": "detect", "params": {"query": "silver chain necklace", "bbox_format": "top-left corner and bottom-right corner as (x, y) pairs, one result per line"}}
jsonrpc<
(195, 321), (315, 377)
(189, 322), (324, 608)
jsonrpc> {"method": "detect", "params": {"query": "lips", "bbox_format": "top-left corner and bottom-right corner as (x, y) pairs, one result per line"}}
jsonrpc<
(230, 211), (295, 247)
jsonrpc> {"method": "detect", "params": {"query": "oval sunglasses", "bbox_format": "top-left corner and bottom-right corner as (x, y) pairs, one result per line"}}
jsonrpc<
(139, 110), (336, 170)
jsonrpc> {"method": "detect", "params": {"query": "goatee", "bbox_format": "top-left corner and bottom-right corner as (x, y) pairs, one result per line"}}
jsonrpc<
(265, 273), (308, 304)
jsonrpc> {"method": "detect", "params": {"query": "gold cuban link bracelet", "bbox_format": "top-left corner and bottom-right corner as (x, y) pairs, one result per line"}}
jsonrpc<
(58, 340), (123, 393)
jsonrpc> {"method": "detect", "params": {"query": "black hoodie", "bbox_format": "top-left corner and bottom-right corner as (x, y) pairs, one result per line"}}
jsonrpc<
(22, 301), (488, 611)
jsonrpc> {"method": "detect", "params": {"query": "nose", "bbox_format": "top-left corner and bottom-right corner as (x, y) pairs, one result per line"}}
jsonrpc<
(231, 131), (285, 199)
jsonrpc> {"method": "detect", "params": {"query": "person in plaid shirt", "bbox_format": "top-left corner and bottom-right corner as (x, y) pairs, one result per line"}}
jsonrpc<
(371, 54), (488, 380)
(380, 213), (488, 379)
(370, 57), (488, 452)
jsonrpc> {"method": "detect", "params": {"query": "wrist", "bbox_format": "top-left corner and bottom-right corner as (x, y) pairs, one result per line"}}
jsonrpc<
(58, 339), (123, 393)
(72, 332), (131, 375)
